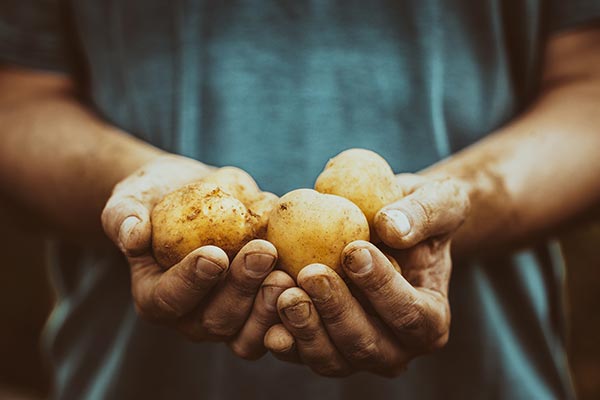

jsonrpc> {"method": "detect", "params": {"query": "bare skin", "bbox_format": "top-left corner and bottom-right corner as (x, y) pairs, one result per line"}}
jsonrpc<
(1, 26), (599, 373)
(101, 156), (295, 359)
(263, 26), (600, 376)
(0, 71), (295, 359)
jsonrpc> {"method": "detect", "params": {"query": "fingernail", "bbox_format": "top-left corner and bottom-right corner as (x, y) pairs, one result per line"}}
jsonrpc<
(196, 257), (225, 278)
(262, 286), (282, 310)
(118, 216), (140, 247)
(383, 210), (411, 236)
(245, 253), (275, 277)
(304, 276), (332, 302)
(267, 330), (295, 353)
(345, 248), (373, 274)
(283, 302), (310, 324)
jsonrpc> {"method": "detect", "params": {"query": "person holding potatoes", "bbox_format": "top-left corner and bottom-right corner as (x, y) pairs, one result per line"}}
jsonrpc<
(1, 1), (599, 399)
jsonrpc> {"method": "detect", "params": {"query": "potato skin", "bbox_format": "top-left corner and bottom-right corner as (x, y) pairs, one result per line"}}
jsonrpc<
(266, 189), (370, 279)
(201, 166), (260, 203)
(202, 166), (278, 234)
(152, 182), (259, 268)
(151, 166), (278, 269)
(315, 148), (403, 242)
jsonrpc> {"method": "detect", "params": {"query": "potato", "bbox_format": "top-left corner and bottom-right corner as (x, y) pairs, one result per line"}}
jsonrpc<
(151, 168), (277, 269)
(202, 167), (278, 237)
(200, 166), (260, 204)
(266, 189), (369, 279)
(315, 148), (403, 241)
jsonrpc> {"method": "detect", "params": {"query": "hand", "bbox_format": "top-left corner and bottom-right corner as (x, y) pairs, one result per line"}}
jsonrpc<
(101, 154), (294, 360)
(264, 175), (470, 377)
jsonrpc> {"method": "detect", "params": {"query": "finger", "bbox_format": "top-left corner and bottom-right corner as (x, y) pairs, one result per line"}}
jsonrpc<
(180, 240), (277, 339)
(298, 264), (409, 375)
(264, 324), (301, 364)
(383, 251), (402, 274)
(101, 194), (152, 256)
(130, 245), (229, 322)
(229, 271), (295, 360)
(277, 287), (352, 377)
(380, 240), (451, 293)
(342, 241), (450, 352)
(375, 178), (470, 249)
(394, 173), (429, 191)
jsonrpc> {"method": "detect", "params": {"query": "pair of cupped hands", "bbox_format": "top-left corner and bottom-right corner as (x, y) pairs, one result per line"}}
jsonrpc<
(102, 154), (470, 377)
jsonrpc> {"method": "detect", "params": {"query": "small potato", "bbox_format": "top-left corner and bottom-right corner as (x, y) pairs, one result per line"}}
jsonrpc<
(201, 166), (260, 204)
(315, 148), (403, 242)
(152, 168), (277, 268)
(151, 182), (260, 268)
(267, 189), (369, 279)
(201, 166), (279, 234)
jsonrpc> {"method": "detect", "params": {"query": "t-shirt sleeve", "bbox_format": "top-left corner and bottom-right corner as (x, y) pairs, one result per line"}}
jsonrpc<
(0, 0), (71, 72)
(548, 0), (600, 32)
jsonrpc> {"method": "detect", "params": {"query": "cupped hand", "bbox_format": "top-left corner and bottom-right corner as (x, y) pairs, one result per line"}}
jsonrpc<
(101, 155), (294, 360)
(264, 175), (470, 377)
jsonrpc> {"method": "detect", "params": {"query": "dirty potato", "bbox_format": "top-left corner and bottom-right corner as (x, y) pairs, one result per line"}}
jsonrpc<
(266, 189), (369, 279)
(315, 148), (403, 241)
(200, 166), (260, 204)
(151, 168), (277, 269)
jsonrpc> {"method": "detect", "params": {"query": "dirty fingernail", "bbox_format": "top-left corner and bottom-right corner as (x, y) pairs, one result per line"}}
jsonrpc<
(266, 329), (295, 353)
(118, 216), (140, 247)
(196, 256), (226, 278)
(383, 210), (411, 236)
(345, 248), (373, 274)
(283, 302), (310, 324)
(304, 276), (332, 302)
(245, 253), (276, 276)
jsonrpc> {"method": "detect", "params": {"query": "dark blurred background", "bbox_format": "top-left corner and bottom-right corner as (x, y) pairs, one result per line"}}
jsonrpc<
(0, 198), (599, 399)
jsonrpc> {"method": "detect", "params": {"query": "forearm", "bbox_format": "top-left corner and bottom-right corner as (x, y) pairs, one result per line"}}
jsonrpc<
(423, 71), (600, 258)
(0, 68), (164, 239)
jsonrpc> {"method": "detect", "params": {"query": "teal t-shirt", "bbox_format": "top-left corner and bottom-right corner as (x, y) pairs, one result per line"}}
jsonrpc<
(2, 1), (600, 399)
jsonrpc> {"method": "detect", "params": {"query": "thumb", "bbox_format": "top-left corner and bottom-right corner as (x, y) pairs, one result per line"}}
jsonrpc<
(374, 178), (470, 249)
(101, 194), (151, 256)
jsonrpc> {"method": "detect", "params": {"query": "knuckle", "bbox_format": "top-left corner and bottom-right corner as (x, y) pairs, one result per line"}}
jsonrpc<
(293, 326), (319, 342)
(411, 198), (433, 229)
(359, 268), (395, 295)
(393, 300), (428, 334)
(253, 308), (277, 328)
(391, 298), (450, 352)
(453, 182), (471, 209)
(229, 341), (263, 361)
(443, 179), (470, 223)
(346, 337), (380, 365)
(175, 264), (211, 293)
(154, 290), (185, 318)
(201, 316), (238, 338)
(230, 276), (260, 298)
(403, 241), (446, 274)
(318, 299), (353, 326)
(103, 195), (127, 216)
